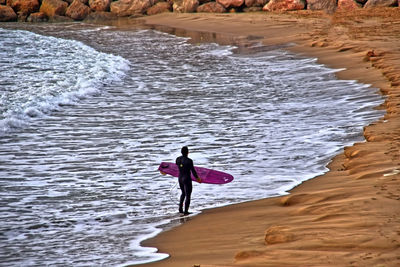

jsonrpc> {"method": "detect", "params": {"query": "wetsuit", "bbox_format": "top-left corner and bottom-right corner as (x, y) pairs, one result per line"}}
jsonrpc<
(176, 155), (199, 214)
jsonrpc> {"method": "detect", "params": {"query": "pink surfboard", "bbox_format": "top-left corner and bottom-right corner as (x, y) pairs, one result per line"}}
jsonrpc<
(158, 162), (234, 184)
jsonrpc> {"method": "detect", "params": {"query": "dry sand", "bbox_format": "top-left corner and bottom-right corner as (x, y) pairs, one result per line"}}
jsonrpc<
(136, 8), (400, 267)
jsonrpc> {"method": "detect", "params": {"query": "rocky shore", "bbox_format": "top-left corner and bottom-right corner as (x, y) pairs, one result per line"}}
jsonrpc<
(0, 0), (399, 23)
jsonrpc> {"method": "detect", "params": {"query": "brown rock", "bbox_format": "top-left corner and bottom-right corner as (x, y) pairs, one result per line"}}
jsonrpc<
(7, 0), (40, 16)
(27, 11), (48, 22)
(0, 5), (17, 21)
(263, 0), (305, 11)
(364, 0), (397, 7)
(48, 14), (74, 22)
(183, 0), (199, 12)
(146, 1), (172, 14)
(84, 10), (117, 21)
(307, 0), (336, 11)
(110, 0), (152, 16)
(337, 0), (361, 9)
(89, 0), (111, 11)
(217, 0), (244, 8)
(40, 0), (68, 17)
(66, 0), (91, 20)
(245, 0), (268, 7)
(196, 1), (226, 12)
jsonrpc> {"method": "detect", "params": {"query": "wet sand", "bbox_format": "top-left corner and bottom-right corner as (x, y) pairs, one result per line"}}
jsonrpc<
(137, 8), (400, 267)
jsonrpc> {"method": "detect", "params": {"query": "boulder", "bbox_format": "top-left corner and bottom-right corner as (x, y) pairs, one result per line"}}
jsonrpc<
(307, 0), (336, 11)
(245, 0), (268, 7)
(0, 5), (17, 21)
(40, 0), (68, 17)
(217, 0), (244, 8)
(27, 11), (48, 22)
(263, 0), (305, 11)
(183, 0), (199, 12)
(110, 0), (152, 16)
(48, 14), (74, 22)
(7, 0), (40, 16)
(84, 10), (117, 20)
(243, 6), (263, 10)
(66, 0), (91, 20)
(146, 1), (172, 14)
(337, 0), (361, 9)
(364, 0), (397, 7)
(88, 0), (111, 11)
(197, 1), (226, 12)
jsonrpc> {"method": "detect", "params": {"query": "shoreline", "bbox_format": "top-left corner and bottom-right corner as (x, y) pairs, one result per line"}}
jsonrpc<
(137, 9), (400, 266)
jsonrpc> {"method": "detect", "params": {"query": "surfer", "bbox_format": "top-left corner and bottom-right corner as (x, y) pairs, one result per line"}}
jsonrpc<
(176, 146), (201, 215)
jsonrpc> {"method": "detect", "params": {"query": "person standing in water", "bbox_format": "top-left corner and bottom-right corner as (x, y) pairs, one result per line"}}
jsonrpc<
(176, 146), (201, 215)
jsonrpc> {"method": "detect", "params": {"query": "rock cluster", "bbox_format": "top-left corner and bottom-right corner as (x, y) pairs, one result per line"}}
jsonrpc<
(0, 0), (399, 22)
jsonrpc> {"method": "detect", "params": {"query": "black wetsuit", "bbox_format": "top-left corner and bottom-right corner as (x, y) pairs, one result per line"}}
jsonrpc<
(176, 155), (199, 213)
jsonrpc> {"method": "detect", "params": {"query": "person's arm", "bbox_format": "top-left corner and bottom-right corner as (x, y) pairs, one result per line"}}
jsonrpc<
(190, 160), (201, 183)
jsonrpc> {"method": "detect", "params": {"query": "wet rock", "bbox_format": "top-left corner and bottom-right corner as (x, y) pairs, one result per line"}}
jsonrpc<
(66, 0), (91, 20)
(146, 1), (172, 14)
(196, 1), (226, 12)
(364, 0), (397, 7)
(245, 0), (268, 7)
(7, 0), (40, 16)
(243, 6), (263, 10)
(263, 0), (305, 11)
(216, 0), (244, 8)
(307, 0), (337, 11)
(48, 14), (74, 22)
(27, 11), (48, 22)
(110, 0), (152, 16)
(0, 5), (17, 21)
(88, 0), (111, 11)
(84, 10), (117, 20)
(337, 0), (361, 9)
(40, 0), (68, 17)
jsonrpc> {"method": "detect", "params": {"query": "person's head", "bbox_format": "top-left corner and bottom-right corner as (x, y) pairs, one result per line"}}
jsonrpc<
(181, 146), (189, 157)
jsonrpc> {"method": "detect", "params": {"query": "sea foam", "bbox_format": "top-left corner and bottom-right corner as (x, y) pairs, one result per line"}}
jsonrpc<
(0, 28), (130, 135)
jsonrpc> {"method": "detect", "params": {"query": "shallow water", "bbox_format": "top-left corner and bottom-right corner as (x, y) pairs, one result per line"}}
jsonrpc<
(0, 23), (384, 266)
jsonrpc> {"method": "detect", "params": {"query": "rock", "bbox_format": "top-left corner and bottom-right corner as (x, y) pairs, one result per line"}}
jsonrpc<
(40, 0), (68, 17)
(89, 0), (111, 11)
(337, 0), (361, 9)
(183, 0), (199, 12)
(7, 0), (40, 16)
(27, 11), (48, 22)
(245, 0), (268, 7)
(243, 6), (263, 10)
(197, 1), (226, 12)
(263, 0), (305, 11)
(84, 10), (117, 20)
(216, 0), (244, 8)
(364, 0), (397, 7)
(146, 1), (172, 14)
(110, 0), (152, 16)
(66, 0), (91, 20)
(48, 14), (74, 22)
(0, 5), (17, 21)
(307, 0), (336, 11)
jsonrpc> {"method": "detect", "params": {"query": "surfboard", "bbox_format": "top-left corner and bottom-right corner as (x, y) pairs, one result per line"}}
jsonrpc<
(158, 162), (234, 184)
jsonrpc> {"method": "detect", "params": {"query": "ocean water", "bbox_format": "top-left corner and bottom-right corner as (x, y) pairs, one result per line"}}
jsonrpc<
(0, 24), (384, 266)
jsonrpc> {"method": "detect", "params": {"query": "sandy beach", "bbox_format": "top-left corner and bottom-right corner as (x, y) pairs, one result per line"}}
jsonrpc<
(137, 8), (400, 267)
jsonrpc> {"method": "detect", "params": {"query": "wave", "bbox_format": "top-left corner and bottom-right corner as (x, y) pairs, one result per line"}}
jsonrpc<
(0, 28), (130, 135)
